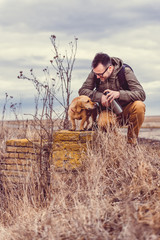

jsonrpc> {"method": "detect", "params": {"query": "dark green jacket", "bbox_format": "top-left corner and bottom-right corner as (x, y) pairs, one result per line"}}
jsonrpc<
(78, 57), (146, 108)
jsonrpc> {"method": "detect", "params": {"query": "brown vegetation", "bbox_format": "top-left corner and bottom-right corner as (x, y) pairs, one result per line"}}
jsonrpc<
(0, 121), (160, 240)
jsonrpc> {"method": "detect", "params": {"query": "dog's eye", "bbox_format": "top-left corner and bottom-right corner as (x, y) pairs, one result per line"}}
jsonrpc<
(87, 100), (90, 103)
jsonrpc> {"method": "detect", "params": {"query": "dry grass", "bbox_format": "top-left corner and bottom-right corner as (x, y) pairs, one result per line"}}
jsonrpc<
(0, 121), (160, 240)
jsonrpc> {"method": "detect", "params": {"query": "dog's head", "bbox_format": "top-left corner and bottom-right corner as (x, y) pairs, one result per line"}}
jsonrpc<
(77, 95), (97, 112)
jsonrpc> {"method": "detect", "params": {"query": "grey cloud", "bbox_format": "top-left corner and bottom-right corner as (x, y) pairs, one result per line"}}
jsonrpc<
(1, 0), (159, 38)
(74, 59), (91, 70)
(0, 57), (44, 69)
(131, 4), (160, 23)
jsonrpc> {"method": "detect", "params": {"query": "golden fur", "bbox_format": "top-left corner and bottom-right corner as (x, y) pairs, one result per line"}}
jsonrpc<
(68, 95), (97, 131)
(97, 110), (117, 131)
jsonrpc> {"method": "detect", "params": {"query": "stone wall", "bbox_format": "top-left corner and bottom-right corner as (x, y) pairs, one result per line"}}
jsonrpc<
(1, 130), (94, 184)
(1, 139), (39, 183)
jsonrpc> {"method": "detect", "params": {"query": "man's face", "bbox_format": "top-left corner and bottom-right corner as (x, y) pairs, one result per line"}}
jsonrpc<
(93, 63), (113, 81)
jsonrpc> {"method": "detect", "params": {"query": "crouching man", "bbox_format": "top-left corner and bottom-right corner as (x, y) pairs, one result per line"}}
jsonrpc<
(78, 52), (146, 145)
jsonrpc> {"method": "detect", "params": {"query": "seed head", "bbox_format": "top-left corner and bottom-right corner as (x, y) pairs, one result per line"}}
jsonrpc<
(51, 35), (56, 39)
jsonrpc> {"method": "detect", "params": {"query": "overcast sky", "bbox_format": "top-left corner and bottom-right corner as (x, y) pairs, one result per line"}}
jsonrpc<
(0, 0), (160, 119)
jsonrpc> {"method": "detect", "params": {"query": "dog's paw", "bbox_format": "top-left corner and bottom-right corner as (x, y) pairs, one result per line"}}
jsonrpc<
(88, 123), (98, 131)
(69, 128), (76, 131)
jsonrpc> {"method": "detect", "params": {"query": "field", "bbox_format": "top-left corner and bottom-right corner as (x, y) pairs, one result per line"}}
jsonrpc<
(0, 116), (160, 240)
(142, 116), (160, 128)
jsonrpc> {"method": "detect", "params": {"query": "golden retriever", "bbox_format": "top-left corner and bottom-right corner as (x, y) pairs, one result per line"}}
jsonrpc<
(68, 95), (97, 131)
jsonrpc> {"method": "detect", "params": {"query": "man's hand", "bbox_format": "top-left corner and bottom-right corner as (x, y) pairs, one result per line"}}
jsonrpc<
(101, 89), (120, 107)
(101, 94), (109, 107)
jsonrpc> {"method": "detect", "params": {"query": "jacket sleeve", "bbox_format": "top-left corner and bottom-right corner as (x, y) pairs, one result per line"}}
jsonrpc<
(119, 67), (146, 103)
(78, 72), (103, 102)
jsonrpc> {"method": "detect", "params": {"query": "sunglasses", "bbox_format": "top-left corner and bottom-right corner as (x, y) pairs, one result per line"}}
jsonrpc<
(93, 65), (111, 77)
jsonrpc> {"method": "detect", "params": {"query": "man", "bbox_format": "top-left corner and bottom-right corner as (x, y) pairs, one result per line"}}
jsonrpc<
(78, 53), (146, 145)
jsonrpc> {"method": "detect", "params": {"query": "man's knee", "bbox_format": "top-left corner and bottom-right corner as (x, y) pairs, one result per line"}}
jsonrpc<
(133, 101), (145, 114)
(123, 101), (145, 126)
(128, 101), (145, 127)
(124, 101), (145, 117)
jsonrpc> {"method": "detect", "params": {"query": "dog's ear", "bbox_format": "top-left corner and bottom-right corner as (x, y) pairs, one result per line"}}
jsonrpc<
(77, 105), (82, 113)
(76, 100), (82, 113)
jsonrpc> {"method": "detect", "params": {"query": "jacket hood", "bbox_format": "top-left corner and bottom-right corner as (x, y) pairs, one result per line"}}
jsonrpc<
(111, 57), (123, 75)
